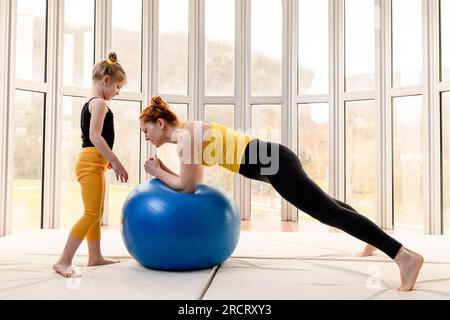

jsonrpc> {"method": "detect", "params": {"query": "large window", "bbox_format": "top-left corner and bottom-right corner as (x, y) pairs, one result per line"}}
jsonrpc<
(12, 91), (45, 233)
(205, 0), (235, 96)
(345, 0), (375, 92)
(15, 0), (46, 82)
(443, 92), (450, 234)
(441, 0), (450, 82)
(158, 0), (189, 95)
(251, 0), (282, 96)
(108, 101), (141, 226)
(345, 100), (376, 221)
(298, 0), (329, 95)
(63, 0), (94, 88)
(392, 0), (423, 87)
(204, 105), (235, 197)
(298, 104), (329, 192)
(251, 105), (282, 220)
(393, 96), (425, 233)
(112, 0), (142, 93)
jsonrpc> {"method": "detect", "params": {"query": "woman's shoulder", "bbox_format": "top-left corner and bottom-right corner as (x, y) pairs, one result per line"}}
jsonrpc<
(181, 120), (213, 130)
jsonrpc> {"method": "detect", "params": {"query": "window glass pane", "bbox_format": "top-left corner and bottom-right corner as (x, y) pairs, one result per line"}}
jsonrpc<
(251, 0), (282, 96)
(108, 101), (141, 226)
(60, 96), (84, 229)
(112, 0), (142, 92)
(298, 0), (329, 95)
(157, 104), (188, 175)
(345, 0), (375, 92)
(16, 0), (46, 82)
(251, 105), (282, 220)
(298, 103), (328, 222)
(205, 0), (235, 96)
(442, 92), (450, 234)
(159, 0), (189, 95)
(393, 96), (424, 233)
(63, 0), (95, 88)
(345, 100), (376, 221)
(441, 0), (450, 81)
(204, 105), (235, 197)
(392, 0), (423, 87)
(12, 90), (44, 233)
(298, 104), (329, 191)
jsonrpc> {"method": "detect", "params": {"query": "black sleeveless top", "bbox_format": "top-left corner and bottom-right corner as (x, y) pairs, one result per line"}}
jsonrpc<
(81, 97), (115, 150)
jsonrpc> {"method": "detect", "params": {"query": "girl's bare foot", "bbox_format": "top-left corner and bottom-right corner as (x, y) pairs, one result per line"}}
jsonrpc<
(88, 257), (121, 267)
(52, 261), (80, 278)
(357, 244), (378, 257)
(394, 247), (424, 291)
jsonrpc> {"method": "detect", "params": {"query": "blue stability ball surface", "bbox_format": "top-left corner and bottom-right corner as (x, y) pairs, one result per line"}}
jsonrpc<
(121, 179), (241, 271)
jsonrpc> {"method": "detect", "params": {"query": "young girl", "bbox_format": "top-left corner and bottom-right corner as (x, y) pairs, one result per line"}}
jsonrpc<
(53, 52), (129, 278)
(139, 96), (424, 291)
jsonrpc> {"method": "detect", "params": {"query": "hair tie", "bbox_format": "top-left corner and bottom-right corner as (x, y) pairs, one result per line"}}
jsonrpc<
(106, 58), (116, 65)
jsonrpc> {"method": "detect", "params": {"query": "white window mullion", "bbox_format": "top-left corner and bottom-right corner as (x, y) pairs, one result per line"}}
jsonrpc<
(375, 0), (384, 227)
(384, 0), (394, 230)
(0, 0), (13, 236)
(336, 0), (346, 202)
(425, 0), (442, 234)
(328, 0), (339, 200)
(141, 0), (153, 182)
(242, 0), (251, 220)
(3, 0), (18, 236)
(287, 0), (298, 222)
(234, 0), (246, 220)
(198, 0), (206, 121)
(189, 0), (198, 121)
(42, 0), (62, 229)
(280, 0), (292, 221)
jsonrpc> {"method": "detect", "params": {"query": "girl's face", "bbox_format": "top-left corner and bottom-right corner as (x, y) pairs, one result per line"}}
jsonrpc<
(140, 119), (166, 148)
(102, 76), (126, 100)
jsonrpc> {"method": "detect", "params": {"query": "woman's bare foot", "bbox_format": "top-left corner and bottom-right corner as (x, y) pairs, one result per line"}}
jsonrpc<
(394, 247), (424, 291)
(53, 261), (80, 278)
(357, 244), (378, 257)
(88, 257), (121, 267)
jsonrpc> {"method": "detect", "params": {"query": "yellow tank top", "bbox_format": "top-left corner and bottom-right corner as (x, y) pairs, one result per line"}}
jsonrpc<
(183, 122), (256, 173)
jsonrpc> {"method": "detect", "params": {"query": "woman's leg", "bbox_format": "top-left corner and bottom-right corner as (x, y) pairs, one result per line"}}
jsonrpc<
(240, 140), (423, 290)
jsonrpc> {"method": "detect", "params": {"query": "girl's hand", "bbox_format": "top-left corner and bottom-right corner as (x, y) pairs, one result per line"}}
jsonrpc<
(144, 155), (161, 176)
(111, 159), (129, 183)
(107, 162), (113, 170)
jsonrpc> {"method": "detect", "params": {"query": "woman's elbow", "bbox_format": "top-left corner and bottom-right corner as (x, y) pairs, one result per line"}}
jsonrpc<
(180, 184), (196, 194)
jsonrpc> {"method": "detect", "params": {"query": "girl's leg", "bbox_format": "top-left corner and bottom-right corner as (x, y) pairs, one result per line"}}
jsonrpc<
(53, 168), (104, 277)
(86, 175), (120, 267)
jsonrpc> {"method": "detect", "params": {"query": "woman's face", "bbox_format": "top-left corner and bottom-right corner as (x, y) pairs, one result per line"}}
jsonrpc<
(140, 119), (166, 148)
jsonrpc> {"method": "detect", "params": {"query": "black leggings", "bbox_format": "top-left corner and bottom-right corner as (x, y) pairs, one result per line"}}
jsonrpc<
(238, 139), (402, 259)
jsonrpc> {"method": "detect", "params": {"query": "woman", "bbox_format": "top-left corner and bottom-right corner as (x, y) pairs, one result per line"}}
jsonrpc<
(140, 96), (423, 291)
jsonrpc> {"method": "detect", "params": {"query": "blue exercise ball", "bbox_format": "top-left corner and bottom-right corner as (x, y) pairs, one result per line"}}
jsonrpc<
(121, 179), (241, 271)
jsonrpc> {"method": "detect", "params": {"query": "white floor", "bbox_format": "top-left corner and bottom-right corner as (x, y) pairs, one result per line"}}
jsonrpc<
(1, 229), (450, 300)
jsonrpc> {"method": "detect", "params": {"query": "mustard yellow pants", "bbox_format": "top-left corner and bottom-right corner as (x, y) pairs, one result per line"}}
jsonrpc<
(70, 148), (108, 241)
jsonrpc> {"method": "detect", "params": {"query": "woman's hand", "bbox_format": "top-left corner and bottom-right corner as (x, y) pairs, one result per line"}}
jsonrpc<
(144, 155), (161, 176)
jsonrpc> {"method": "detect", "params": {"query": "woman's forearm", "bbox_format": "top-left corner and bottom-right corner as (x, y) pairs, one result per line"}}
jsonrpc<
(160, 161), (180, 177)
(154, 168), (188, 193)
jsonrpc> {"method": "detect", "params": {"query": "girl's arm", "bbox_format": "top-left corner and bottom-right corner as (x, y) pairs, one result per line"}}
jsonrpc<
(89, 99), (128, 182)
